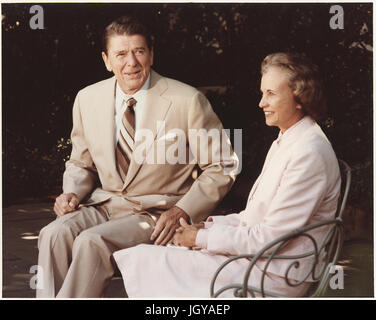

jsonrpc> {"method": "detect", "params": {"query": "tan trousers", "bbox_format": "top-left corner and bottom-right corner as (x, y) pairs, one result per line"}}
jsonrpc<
(36, 197), (159, 298)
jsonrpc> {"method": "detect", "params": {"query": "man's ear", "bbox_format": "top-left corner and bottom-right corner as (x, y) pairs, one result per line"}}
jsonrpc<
(101, 51), (112, 72)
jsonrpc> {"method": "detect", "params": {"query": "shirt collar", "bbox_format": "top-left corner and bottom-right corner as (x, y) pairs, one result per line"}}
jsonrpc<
(276, 116), (315, 146)
(115, 72), (151, 104)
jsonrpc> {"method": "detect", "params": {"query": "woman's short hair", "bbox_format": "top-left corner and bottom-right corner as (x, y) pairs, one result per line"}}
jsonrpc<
(261, 52), (326, 121)
(102, 15), (153, 54)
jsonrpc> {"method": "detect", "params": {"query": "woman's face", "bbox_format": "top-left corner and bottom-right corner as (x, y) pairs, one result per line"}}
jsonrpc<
(259, 66), (304, 133)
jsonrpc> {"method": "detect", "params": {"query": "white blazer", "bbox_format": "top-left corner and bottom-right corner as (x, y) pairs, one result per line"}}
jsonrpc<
(197, 116), (341, 281)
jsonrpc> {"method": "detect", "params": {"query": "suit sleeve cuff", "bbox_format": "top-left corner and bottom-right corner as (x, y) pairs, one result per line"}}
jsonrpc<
(210, 213), (241, 226)
(204, 221), (214, 228)
(195, 229), (209, 249)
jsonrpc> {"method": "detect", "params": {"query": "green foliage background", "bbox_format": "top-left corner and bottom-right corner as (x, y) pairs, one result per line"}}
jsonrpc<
(2, 3), (372, 219)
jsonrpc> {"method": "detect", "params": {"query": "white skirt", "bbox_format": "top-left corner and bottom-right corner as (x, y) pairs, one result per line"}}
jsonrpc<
(113, 244), (311, 298)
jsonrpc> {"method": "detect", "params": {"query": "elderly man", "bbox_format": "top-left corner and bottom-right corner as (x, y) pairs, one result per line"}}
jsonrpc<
(36, 15), (237, 298)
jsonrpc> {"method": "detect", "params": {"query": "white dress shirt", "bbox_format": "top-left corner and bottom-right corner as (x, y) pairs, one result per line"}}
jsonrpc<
(114, 73), (151, 146)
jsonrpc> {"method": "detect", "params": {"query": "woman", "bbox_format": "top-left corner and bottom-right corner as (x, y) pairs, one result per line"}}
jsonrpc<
(113, 52), (341, 298)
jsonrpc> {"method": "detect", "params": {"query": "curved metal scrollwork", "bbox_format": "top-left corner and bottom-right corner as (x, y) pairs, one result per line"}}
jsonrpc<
(210, 218), (343, 298)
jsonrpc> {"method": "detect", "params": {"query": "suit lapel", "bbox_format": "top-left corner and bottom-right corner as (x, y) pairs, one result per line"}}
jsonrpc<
(94, 76), (122, 184)
(122, 70), (172, 190)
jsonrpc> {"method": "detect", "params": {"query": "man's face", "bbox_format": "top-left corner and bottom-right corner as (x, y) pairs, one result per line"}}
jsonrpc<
(259, 66), (303, 133)
(102, 34), (154, 95)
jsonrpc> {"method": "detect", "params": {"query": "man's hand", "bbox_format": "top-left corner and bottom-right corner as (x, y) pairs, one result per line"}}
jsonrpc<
(150, 206), (189, 246)
(172, 218), (202, 248)
(54, 193), (79, 217)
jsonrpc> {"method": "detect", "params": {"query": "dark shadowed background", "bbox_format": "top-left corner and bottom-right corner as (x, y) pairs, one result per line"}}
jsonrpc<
(2, 3), (373, 227)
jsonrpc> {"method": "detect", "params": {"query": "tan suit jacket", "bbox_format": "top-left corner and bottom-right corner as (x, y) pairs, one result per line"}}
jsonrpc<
(62, 70), (238, 223)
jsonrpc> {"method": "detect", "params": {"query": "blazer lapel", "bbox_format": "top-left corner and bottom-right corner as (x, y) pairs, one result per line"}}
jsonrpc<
(122, 70), (172, 190)
(94, 76), (123, 185)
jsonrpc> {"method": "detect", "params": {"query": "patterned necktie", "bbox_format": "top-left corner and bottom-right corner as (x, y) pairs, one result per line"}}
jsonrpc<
(116, 97), (137, 181)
